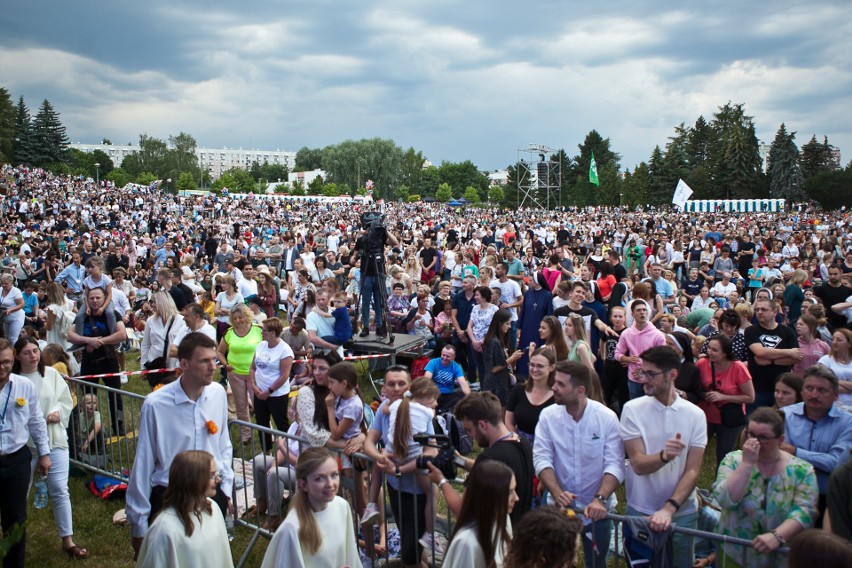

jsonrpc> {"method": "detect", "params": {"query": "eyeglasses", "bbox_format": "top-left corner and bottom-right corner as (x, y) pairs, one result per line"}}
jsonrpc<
(210, 471), (222, 482)
(745, 431), (778, 444)
(636, 369), (665, 379)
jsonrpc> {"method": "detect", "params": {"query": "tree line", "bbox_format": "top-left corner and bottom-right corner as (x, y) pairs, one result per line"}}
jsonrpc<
(1, 86), (848, 208)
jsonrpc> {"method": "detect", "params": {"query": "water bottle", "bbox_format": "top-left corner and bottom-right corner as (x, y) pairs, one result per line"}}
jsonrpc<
(34, 476), (49, 509)
(225, 512), (235, 542)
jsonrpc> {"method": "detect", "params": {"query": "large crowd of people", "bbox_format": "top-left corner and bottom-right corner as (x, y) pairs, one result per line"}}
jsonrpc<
(2, 162), (852, 567)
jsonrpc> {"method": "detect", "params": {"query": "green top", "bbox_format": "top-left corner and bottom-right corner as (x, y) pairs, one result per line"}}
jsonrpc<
(713, 450), (818, 568)
(225, 325), (263, 375)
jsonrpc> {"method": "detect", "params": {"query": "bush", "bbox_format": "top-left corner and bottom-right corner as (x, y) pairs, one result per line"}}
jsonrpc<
(407, 194), (421, 203)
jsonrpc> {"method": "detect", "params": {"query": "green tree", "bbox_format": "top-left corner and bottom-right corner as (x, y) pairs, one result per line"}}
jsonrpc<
(646, 146), (670, 205)
(438, 160), (488, 197)
(407, 194), (421, 203)
(686, 115), (711, 167)
(122, 134), (169, 179)
(487, 185), (504, 204)
(567, 131), (622, 206)
(400, 148), (426, 192)
(175, 171), (198, 193)
(435, 183), (452, 202)
(137, 172), (157, 186)
(463, 185), (480, 203)
(307, 174), (325, 195)
(799, 135), (837, 179)
(13, 96), (35, 165)
(210, 168), (256, 194)
(623, 162), (650, 207)
(294, 146), (323, 171)
(395, 184), (410, 201)
(412, 165), (440, 197)
(767, 123), (805, 200)
(166, 132), (201, 183)
(106, 167), (131, 188)
(707, 102), (762, 198)
(30, 99), (69, 166)
(0, 87), (15, 163)
(804, 168), (852, 210)
(321, 183), (340, 197)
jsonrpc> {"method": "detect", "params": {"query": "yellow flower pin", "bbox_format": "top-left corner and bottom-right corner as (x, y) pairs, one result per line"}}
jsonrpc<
(16, 398), (26, 407)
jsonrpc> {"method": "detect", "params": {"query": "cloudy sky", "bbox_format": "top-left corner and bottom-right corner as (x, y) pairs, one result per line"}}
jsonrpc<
(3, 1), (850, 172)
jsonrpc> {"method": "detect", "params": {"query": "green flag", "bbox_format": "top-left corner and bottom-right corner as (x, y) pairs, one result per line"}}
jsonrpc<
(589, 152), (600, 187)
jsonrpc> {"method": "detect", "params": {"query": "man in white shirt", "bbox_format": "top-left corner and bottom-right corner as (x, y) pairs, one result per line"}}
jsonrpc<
(492, 261), (523, 351)
(711, 271), (737, 308)
(168, 304), (217, 368)
(127, 333), (234, 561)
(534, 361), (624, 568)
(620, 346), (707, 567)
(237, 265), (258, 299)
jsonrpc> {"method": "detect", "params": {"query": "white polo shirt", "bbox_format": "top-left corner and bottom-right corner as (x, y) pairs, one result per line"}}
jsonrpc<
(620, 394), (707, 515)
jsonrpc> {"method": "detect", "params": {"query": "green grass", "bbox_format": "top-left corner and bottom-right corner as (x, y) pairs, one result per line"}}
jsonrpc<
(23, 351), (723, 568)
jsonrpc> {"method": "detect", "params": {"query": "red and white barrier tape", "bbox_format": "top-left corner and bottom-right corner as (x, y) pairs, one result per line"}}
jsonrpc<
(70, 352), (396, 381)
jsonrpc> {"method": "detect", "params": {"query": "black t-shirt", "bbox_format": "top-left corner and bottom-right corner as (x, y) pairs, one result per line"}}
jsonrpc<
(612, 262), (628, 282)
(419, 247), (437, 271)
(477, 437), (534, 525)
(737, 240), (755, 274)
(506, 384), (555, 438)
(744, 323), (798, 392)
(814, 283), (852, 330)
(553, 304), (599, 340)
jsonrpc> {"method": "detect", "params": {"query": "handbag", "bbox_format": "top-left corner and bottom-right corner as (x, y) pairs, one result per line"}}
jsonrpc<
(711, 362), (746, 427)
(143, 317), (176, 385)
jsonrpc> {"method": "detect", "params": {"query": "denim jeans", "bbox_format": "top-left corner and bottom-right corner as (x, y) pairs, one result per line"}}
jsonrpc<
(626, 505), (698, 568)
(582, 517), (612, 568)
(628, 379), (645, 400)
(361, 275), (383, 328)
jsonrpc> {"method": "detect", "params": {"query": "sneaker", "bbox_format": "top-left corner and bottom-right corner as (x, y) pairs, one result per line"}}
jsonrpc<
(360, 503), (380, 526)
(359, 328), (370, 338)
(418, 532), (444, 558)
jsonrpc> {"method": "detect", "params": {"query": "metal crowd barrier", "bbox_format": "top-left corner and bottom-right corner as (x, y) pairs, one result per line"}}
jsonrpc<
(66, 376), (146, 483)
(63, 380), (789, 568)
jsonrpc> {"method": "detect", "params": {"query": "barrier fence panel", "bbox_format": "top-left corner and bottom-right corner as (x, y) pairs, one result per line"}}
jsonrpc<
(66, 377), (147, 482)
(228, 418), (453, 568)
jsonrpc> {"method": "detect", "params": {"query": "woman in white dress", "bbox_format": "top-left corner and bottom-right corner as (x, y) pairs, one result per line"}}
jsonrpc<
(443, 459), (518, 568)
(136, 450), (233, 568)
(262, 447), (361, 568)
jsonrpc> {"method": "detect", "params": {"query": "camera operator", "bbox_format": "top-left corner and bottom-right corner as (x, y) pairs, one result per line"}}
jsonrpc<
(426, 391), (534, 525)
(352, 213), (398, 338)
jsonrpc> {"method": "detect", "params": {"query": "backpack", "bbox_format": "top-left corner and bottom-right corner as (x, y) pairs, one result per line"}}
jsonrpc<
(54, 306), (75, 344)
(436, 411), (473, 455)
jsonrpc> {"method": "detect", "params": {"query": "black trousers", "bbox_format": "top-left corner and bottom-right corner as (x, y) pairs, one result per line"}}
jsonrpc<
(149, 483), (229, 524)
(81, 357), (124, 434)
(253, 394), (290, 453)
(0, 446), (32, 568)
(387, 484), (427, 566)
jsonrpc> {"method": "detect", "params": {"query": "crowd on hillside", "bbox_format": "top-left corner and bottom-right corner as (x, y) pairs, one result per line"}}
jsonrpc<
(2, 162), (852, 567)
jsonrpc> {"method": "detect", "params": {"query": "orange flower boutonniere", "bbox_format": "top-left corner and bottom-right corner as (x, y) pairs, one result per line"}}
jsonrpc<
(16, 398), (26, 408)
(206, 420), (218, 435)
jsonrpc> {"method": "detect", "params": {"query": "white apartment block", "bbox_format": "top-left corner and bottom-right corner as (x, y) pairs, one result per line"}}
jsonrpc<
(70, 143), (296, 180)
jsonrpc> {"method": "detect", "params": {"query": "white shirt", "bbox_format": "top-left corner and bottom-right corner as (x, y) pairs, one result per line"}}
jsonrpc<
(711, 281), (736, 299)
(253, 340), (294, 395)
(22, 367), (73, 451)
(238, 278), (258, 298)
(490, 278), (522, 321)
(387, 399), (433, 458)
(135, 500), (234, 568)
(0, 375), (50, 457)
(141, 314), (185, 367)
(533, 400), (625, 513)
(170, 322), (217, 369)
(620, 395), (707, 515)
(126, 380), (233, 538)
(442, 521), (511, 568)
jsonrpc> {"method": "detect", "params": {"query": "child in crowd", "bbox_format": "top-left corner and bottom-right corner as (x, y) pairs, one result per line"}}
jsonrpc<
(315, 291), (352, 346)
(325, 362), (366, 511)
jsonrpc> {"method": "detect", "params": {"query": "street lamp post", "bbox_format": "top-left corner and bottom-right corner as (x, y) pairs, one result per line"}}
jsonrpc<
(94, 162), (100, 187)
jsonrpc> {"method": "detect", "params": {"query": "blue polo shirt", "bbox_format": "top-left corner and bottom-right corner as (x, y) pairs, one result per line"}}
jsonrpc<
(424, 358), (464, 394)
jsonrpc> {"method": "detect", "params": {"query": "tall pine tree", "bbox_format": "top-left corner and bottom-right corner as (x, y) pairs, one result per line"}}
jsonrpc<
(31, 99), (69, 166)
(799, 135), (837, 179)
(13, 96), (35, 166)
(767, 123), (804, 200)
(0, 88), (15, 164)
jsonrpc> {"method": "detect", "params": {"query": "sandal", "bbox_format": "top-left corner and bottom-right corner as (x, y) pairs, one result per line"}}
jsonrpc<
(63, 545), (89, 559)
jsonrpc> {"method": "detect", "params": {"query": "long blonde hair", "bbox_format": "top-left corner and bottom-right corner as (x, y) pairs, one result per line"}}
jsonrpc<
(152, 290), (179, 323)
(293, 447), (337, 555)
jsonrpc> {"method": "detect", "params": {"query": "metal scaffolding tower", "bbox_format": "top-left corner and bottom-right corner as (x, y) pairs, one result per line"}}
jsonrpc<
(516, 144), (561, 209)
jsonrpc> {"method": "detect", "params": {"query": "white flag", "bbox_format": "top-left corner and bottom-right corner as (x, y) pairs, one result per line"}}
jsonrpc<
(672, 179), (694, 210)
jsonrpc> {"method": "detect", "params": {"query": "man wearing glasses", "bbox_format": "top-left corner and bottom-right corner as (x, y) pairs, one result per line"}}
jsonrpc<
(781, 365), (852, 527)
(744, 298), (802, 411)
(620, 346), (707, 567)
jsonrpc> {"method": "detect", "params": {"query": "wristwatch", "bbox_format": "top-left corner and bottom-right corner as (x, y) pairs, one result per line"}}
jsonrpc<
(438, 478), (449, 489)
(594, 494), (607, 504)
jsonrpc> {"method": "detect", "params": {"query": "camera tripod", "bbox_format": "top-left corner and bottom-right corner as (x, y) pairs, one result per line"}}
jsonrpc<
(356, 249), (395, 344)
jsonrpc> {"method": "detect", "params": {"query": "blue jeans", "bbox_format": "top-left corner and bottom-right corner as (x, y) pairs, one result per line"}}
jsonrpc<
(360, 275), (383, 328)
(628, 379), (645, 400)
(508, 320), (518, 352)
(626, 505), (698, 568)
(582, 517), (612, 568)
(747, 390), (775, 415)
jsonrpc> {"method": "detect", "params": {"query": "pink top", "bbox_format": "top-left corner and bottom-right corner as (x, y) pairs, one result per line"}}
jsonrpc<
(793, 337), (830, 376)
(696, 358), (752, 425)
(614, 323), (667, 383)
